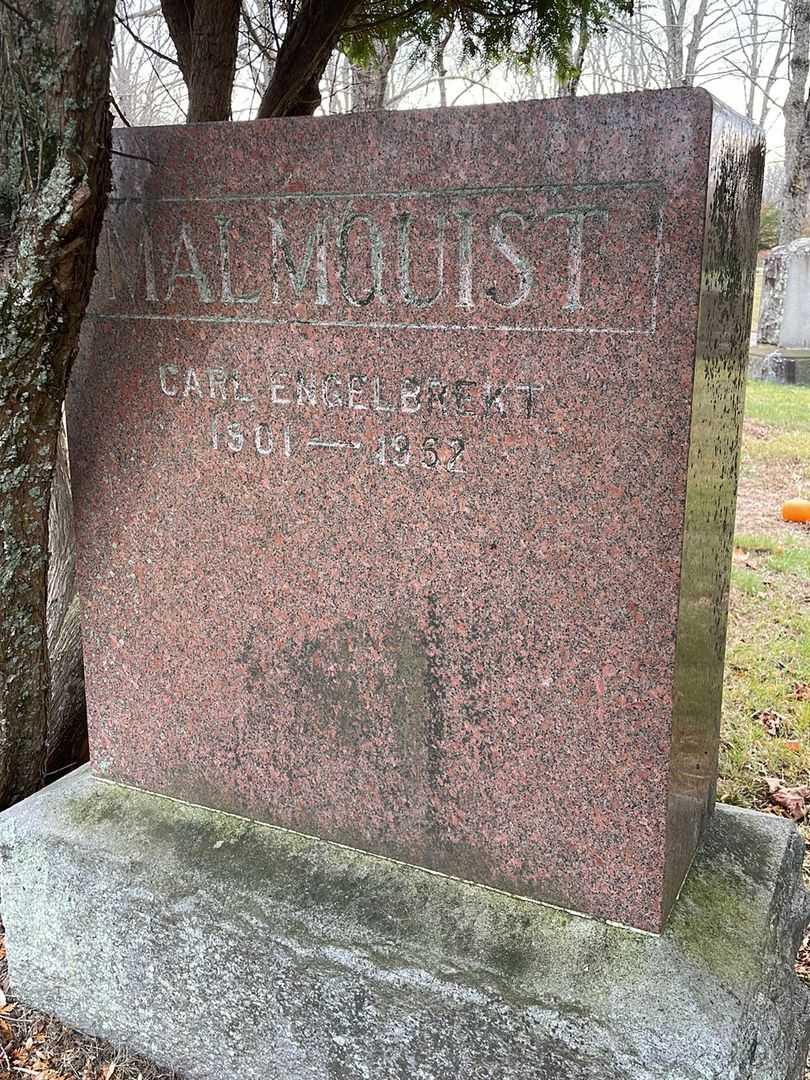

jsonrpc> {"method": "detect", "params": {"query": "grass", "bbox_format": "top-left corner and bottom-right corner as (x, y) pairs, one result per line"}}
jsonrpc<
(720, 566), (810, 806)
(729, 564), (765, 596)
(743, 431), (810, 473)
(744, 380), (810, 433)
(719, 277), (810, 815)
(718, 372), (810, 1064)
(718, 385), (810, 810)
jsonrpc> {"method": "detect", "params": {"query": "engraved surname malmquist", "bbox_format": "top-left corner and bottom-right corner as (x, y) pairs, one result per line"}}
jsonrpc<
(97, 183), (664, 332)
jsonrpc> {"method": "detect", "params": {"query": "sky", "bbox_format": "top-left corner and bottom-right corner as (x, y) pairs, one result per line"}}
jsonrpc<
(122, 0), (796, 172)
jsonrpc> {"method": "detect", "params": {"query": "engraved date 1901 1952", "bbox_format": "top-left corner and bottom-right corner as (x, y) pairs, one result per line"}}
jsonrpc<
(210, 415), (466, 473)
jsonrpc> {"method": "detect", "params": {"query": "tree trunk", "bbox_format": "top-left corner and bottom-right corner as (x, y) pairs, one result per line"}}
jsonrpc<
(661, 0), (685, 84)
(160, 0), (193, 85)
(781, 124), (810, 243)
(683, 0), (708, 86)
(46, 421), (88, 775)
(257, 0), (358, 118)
(780, 0), (810, 244)
(350, 38), (397, 111)
(161, 0), (240, 122)
(162, 0), (359, 122)
(436, 31), (452, 109)
(559, 15), (590, 96)
(0, 0), (114, 808)
(160, 0), (194, 83)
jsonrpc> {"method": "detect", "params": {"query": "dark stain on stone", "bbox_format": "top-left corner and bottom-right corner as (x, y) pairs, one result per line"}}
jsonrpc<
(488, 936), (533, 980)
(422, 592), (446, 793)
(287, 623), (370, 744)
(387, 621), (432, 769)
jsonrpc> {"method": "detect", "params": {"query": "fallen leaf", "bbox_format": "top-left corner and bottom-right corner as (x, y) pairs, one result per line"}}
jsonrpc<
(796, 931), (810, 979)
(794, 683), (810, 701)
(104, 1063), (117, 1080)
(756, 708), (783, 736)
(785, 740), (802, 752)
(766, 777), (810, 820)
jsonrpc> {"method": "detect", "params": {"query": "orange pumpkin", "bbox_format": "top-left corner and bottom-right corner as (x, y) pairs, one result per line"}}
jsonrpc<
(782, 498), (810, 523)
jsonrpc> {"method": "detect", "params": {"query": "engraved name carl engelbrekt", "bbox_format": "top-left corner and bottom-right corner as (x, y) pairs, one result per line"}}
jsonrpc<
(96, 183), (664, 331)
(157, 364), (545, 474)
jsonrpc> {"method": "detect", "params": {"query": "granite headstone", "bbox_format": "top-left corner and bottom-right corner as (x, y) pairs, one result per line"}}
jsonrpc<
(5, 89), (809, 1080)
(68, 89), (761, 933)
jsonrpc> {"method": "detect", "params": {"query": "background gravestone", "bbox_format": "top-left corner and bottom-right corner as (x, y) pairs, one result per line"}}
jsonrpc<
(757, 237), (810, 349)
(67, 88), (760, 933)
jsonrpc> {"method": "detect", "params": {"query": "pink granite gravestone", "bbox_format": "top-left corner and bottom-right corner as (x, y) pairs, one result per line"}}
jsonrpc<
(69, 89), (763, 932)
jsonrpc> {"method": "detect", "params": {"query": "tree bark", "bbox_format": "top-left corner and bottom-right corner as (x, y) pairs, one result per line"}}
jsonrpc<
(257, 0), (358, 118)
(436, 30), (452, 109)
(683, 0), (708, 86)
(780, 0), (810, 244)
(0, 0), (114, 807)
(559, 15), (590, 96)
(46, 421), (87, 775)
(161, 0), (240, 122)
(160, 0), (194, 84)
(188, 0), (240, 122)
(661, 0), (686, 84)
(350, 38), (397, 111)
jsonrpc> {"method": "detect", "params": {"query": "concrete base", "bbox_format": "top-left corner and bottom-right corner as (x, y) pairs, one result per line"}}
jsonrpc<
(1, 768), (808, 1080)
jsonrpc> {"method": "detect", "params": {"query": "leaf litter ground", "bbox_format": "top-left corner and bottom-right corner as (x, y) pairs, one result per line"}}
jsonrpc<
(0, 932), (180, 1080)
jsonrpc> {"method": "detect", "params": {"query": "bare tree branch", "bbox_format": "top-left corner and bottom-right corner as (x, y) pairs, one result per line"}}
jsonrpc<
(115, 9), (179, 68)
